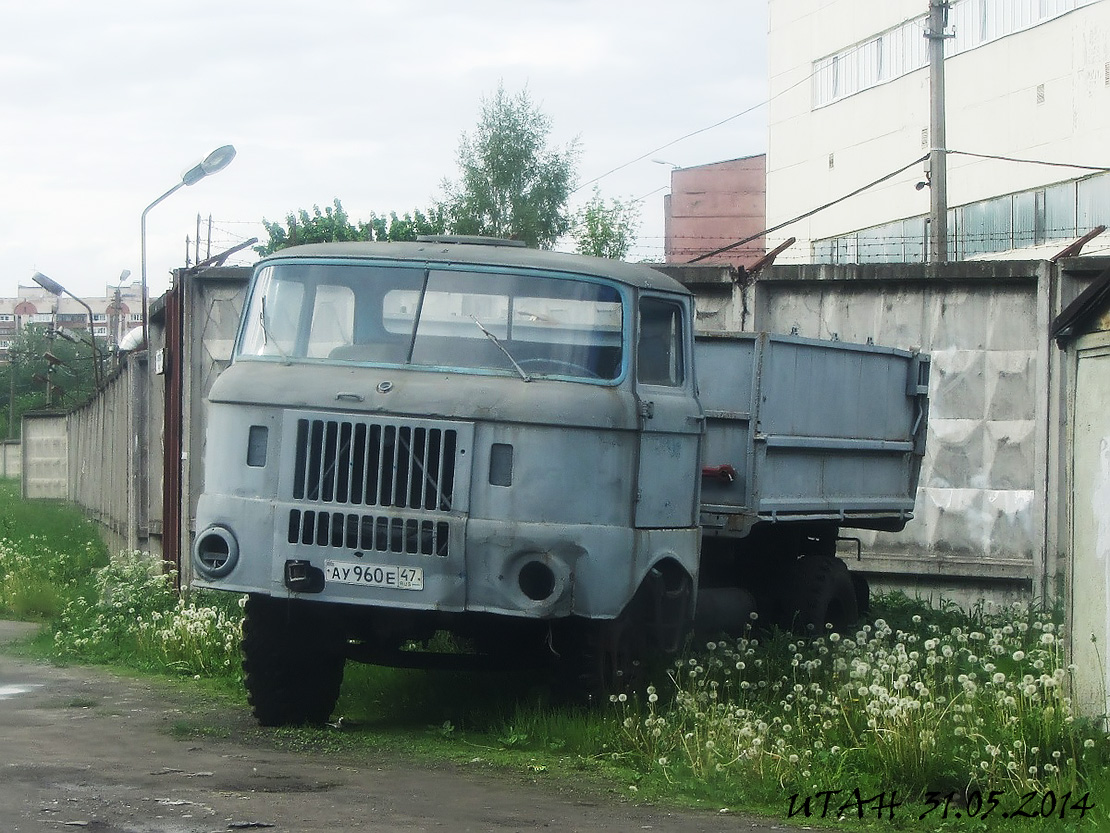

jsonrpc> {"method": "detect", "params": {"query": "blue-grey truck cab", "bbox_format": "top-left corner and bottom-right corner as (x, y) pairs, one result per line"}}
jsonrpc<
(192, 237), (928, 724)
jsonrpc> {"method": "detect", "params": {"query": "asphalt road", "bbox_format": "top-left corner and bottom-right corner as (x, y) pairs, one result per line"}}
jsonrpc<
(0, 621), (793, 833)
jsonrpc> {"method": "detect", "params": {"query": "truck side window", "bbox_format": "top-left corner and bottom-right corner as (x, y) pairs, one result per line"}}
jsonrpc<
(637, 298), (684, 386)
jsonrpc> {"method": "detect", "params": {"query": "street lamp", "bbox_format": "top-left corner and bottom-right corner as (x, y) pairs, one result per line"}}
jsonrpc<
(31, 271), (103, 390)
(140, 145), (237, 348)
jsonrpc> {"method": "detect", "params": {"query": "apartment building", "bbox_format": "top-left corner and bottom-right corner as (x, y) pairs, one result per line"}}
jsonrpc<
(0, 283), (145, 362)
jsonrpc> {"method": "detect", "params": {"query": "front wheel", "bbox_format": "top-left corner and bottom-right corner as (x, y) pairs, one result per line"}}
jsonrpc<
(552, 612), (649, 704)
(241, 594), (346, 726)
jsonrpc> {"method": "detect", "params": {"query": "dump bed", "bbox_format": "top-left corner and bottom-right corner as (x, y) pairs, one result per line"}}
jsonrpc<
(695, 332), (929, 534)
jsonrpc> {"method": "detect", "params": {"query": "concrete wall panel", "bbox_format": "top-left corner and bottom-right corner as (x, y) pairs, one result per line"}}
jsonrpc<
(21, 414), (67, 499)
(66, 360), (141, 551)
(0, 440), (20, 479)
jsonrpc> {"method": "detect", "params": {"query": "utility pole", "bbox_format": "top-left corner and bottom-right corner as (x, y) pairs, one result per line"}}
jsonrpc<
(926, 0), (951, 263)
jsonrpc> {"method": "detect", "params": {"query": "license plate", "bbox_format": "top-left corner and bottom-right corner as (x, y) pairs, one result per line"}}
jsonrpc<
(324, 560), (424, 591)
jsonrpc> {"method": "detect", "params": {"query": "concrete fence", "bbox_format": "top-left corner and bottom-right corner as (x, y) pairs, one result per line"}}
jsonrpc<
(20, 266), (251, 562)
(658, 256), (1106, 608)
(0, 439), (20, 480)
(66, 356), (148, 552)
(19, 257), (1108, 610)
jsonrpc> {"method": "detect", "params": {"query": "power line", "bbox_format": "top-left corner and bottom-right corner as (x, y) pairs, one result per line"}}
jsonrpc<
(687, 154), (931, 264)
(948, 150), (1110, 172)
(573, 71), (814, 196)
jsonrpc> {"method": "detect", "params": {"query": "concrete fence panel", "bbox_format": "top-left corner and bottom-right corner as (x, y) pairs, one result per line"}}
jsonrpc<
(66, 360), (141, 551)
(21, 413), (68, 499)
(0, 440), (20, 480)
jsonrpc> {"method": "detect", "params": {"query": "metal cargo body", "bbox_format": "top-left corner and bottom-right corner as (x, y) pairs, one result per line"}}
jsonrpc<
(696, 331), (929, 533)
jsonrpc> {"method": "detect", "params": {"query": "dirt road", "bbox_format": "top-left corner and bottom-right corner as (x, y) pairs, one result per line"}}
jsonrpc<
(0, 622), (790, 833)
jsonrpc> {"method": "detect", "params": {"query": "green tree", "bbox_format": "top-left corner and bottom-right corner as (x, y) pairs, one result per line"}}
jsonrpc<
(359, 206), (447, 244)
(439, 84), (580, 248)
(1, 325), (102, 439)
(255, 200), (447, 256)
(572, 187), (641, 260)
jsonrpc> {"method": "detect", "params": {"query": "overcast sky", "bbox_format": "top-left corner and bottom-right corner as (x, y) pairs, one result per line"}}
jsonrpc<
(1, 1), (768, 299)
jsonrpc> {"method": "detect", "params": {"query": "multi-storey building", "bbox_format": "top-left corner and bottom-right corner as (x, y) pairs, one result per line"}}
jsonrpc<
(766, 0), (1110, 263)
(661, 155), (767, 268)
(0, 282), (145, 362)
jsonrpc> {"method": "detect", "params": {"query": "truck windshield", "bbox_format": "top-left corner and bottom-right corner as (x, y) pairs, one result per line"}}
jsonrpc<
(237, 262), (625, 381)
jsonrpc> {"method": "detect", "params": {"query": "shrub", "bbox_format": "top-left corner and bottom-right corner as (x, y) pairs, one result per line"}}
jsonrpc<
(53, 551), (242, 676)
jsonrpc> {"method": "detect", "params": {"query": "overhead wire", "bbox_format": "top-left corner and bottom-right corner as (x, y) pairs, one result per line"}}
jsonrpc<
(686, 153), (931, 263)
(948, 150), (1110, 172)
(573, 69), (815, 196)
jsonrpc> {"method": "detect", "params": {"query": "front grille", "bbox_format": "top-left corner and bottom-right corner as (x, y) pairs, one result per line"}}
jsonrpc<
(292, 418), (458, 511)
(287, 509), (450, 557)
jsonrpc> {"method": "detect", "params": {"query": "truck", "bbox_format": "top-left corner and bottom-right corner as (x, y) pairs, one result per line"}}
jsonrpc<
(190, 237), (929, 725)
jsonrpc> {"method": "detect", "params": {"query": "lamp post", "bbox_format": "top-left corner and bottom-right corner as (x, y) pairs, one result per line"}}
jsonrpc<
(140, 145), (237, 348)
(31, 271), (103, 390)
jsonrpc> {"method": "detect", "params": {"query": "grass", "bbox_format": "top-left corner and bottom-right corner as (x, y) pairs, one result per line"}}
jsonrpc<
(0, 478), (108, 620)
(2, 475), (1108, 830)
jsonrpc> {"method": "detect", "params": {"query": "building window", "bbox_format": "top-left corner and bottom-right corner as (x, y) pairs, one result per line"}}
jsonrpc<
(1014, 192), (1036, 247)
(813, 0), (1099, 109)
(814, 170), (1108, 262)
(1043, 181), (1077, 242)
(835, 234), (858, 264)
(961, 198), (1014, 257)
(813, 239), (836, 263)
(1078, 174), (1110, 232)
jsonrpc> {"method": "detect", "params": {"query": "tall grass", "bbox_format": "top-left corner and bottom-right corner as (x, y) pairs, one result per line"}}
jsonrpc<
(0, 478), (241, 678)
(609, 602), (1109, 825)
(0, 479), (107, 619)
(51, 550), (243, 677)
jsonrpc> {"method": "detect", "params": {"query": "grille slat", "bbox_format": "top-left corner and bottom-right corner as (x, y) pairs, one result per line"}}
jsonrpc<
(288, 416), (460, 559)
(292, 417), (457, 511)
(288, 508), (450, 557)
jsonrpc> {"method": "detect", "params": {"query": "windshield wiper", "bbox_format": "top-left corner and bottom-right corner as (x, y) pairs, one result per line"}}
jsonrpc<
(260, 297), (291, 364)
(472, 317), (531, 382)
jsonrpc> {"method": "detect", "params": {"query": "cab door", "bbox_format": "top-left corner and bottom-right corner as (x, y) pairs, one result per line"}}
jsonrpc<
(633, 294), (703, 528)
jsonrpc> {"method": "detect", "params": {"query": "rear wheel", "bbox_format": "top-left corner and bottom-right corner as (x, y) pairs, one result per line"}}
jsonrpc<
(786, 557), (859, 634)
(850, 570), (871, 617)
(241, 594), (346, 726)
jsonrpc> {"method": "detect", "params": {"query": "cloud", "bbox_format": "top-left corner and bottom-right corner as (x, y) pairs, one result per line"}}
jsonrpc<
(0, 0), (768, 296)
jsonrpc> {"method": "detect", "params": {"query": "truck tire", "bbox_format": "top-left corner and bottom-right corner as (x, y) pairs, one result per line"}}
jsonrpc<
(552, 614), (647, 704)
(553, 565), (692, 703)
(786, 557), (859, 634)
(241, 594), (346, 726)
(850, 570), (871, 616)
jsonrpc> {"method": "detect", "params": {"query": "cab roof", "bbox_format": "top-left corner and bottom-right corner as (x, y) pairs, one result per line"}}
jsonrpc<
(257, 239), (690, 295)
